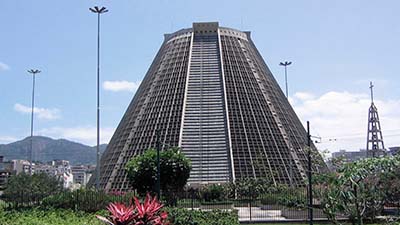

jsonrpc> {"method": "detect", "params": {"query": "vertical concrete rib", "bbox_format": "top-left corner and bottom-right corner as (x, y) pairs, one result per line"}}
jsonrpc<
(178, 32), (194, 147)
(180, 23), (231, 184)
(217, 28), (235, 182)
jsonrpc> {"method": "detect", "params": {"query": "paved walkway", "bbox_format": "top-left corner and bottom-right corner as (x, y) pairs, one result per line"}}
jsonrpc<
(236, 207), (286, 221)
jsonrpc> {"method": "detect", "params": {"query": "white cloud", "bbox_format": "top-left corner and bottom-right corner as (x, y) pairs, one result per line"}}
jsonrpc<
(288, 96), (296, 105)
(293, 92), (315, 101)
(0, 136), (18, 144)
(291, 91), (400, 154)
(0, 62), (10, 71)
(38, 126), (115, 146)
(103, 80), (141, 92)
(14, 103), (61, 120)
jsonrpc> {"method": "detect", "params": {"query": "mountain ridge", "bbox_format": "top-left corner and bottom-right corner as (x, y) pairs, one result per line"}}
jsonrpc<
(0, 136), (107, 165)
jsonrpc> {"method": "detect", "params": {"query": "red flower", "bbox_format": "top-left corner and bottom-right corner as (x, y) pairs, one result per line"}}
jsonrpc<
(96, 193), (169, 225)
(108, 202), (136, 224)
(132, 194), (169, 225)
(96, 202), (135, 225)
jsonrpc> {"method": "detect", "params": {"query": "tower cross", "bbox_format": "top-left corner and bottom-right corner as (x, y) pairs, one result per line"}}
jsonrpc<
(369, 81), (374, 103)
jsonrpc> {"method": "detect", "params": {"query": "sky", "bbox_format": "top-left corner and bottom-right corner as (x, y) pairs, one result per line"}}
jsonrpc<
(0, 0), (399, 156)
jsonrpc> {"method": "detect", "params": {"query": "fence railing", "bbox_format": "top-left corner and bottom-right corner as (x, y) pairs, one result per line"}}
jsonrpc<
(1, 187), (399, 222)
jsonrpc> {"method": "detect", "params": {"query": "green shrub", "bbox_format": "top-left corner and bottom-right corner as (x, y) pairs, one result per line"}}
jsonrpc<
(260, 194), (279, 205)
(277, 194), (307, 209)
(0, 208), (239, 225)
(200, 184), (226, 202)
(41, 189), (135, 213)
(166, 208), (239, 225)
(0, 208), (102, 225)
(316, 156), (400, 224)
(225, 177), (275, 199)
(1, 172), (63, 207)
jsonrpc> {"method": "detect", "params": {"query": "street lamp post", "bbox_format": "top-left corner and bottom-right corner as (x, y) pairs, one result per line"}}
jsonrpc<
(89, 6), (108, 190)
(307, 121), (313, 225)
(279, 61), (292, 98)
(156, 129), (161, 199)
(280, 61), (293, 186)
(27, 69), (41, 174)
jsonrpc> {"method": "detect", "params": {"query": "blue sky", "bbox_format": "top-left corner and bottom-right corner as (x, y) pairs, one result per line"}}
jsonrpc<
(1, 0), (399, 155)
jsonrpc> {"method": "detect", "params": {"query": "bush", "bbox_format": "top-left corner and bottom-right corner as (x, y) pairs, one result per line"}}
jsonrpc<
(41, 189), (135, 213)
(260, 194), (279, 205)
(166, 208), (239, 225)
(200, 184), (226, 202)
(1, 172), (63, 207)
(225, 178), (275, 199)
(0, 208), (102, 225)
(277, 193), (307, 209)
(316, 156), (400, 225)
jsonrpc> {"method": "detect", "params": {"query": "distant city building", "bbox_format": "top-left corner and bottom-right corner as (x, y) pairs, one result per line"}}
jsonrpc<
(35, 163), (56, 176)
(35, 160), (73, 189)
(389, 147), (400, 156)
(51, 160), (73, 189)
(11, 159), (33, 174)
(92, 22), (327, 191)
(0, 156), (13, 190)
(332, 149), (386, 163)
(1, 156), (95, 190)
(332, 149), (368, 163)
(71, 165), (92, 187)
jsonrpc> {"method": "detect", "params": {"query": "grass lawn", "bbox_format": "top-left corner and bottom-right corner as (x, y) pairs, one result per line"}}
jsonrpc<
(251, 222), (379, 225)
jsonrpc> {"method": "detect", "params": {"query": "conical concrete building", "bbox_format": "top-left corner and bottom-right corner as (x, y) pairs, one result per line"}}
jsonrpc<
(96, 22), (326, 191)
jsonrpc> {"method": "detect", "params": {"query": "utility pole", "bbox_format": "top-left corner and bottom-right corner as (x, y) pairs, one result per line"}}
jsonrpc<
(90, 6), (108, 190)
(28, 69), (41, 174)
(156, 129), (161, 199)
(307, 121), (313, 225)
(279, 61), (292, 98)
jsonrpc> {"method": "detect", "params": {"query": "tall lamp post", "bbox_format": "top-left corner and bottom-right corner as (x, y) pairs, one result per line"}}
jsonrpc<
(307, 121), (313, 225)
(90, 6), (108, 189)
(279, 61), (292, 98)
(156, 129), (161, 199)
(27, 69), (41, 174)
(280, 61), (292, 185)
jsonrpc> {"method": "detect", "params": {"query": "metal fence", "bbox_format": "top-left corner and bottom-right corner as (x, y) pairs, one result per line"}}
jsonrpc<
(174, 187), (326, 222)
(1, 187), (399, 223)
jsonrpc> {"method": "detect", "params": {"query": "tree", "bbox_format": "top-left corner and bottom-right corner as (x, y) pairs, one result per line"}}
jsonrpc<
(316, 156), (400, 225)
(125, 147), (191, 205)
(2, 172), (63, 206)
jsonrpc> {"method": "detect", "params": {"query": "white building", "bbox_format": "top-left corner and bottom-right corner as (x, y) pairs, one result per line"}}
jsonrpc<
(35, 160), (74, 189)
(11, 159), (33, 174)
(71, 165), (92, 188)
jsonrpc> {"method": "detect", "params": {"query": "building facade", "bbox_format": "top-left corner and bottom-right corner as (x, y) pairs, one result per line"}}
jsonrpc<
(35, 160), (73, 189)
(332, 149), (369, 163)
(94, 22), (326, 191)
(0, 156), (13, 190)
(11, 159), (32, 174)
(71, 165), (92, 187)
(389, 147), (400, 156)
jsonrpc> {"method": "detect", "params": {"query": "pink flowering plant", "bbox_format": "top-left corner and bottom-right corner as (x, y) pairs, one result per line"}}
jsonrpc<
(96, 193), (169, 225)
